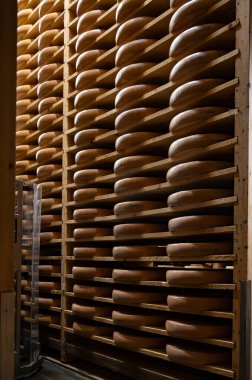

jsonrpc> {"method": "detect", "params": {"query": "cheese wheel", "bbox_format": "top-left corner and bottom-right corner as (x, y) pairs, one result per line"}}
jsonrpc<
(39, 281), (60, 291)
(112, 289), (166, 305)
(112, 311), (165, 327)
(16, 174), (36, 181)
(39, 265), (59, 274)
(116, 17), (153, 46)
(37, 315), (59, 325)
(168, 214), (232, 232)
(113, 246), (166, 258)
(166, 269), (232, 285)
(115, 177), (163, 195)
(168, 134), (231, 159)
(75, 69), (106, 91)
(16, 114), (32, 130)
(115, 39), (156, 68)
(18, 0), (29, 11)
(16, 130), (30, 143)
(36, 147), (61, 162)
(114, 155), (163, 175)
(74, 109), (107, 129)
(76, 29), (104, 54)
(167, 294), (232, 312)
(74, 128), (109, 145)
(73, 247), (112, 258)
(167, 241), (232, 257)
(114, 331), (165, 349)
(115, 108), (159, 132)
(73, 284), (112, 297)
(72, 267), (112, 278)
(113, 269), (164, 282)
(38, 298), (59, 307)
(168, 188), (233, 207)
(40, 198), (61, 210)
(38, 30), (60, 50)
(77, 10), (105, 34)
(114, 223), (166, 238)
(72, 303), (111, 317)
(74, 88), (107, 110)
(41, 215), (61, 226)
(37, 114), (61, 130)
(18, 9), (33, 25)
(170, 0), (188, 7)
(73, 227), (113, 238)
(16, 160), (34, 170)
(17, 54), (32, 70)
(115, 85), (156, 109)
(16, 144), (34, 156)
(38, 132), (61, 147)
(17, 69), (32, 85)
(73, 322), (113, 337)
(75, 149), (112, 164)
(116, 132), (159, 151)
(114, 201), (165, 216)
(40, 231), (61, 242)
(76, 0), (115, 16)
(38, 63), (62, 82)
(18, 25), (32, 40)
(37, 181), (62, 193)
(170, 107), (229, 133)
(170, 51), (226, 83)
(76, 50), (106, 72)
(16, 99), (32, 115)
(115, 63), (153, 89)
(170, 24), (230, 58)
(37, 80), (60, 99)
(39, 13), (61, 34)
(38, 46), (59, 66)
(116, 0), (146, 23)
(165, 318), (231, 339)
(17, 85), (32, 100)
(21, 294), (30, 302)
(73, 208), (112, 220)
(37, 164), (61, 178)
(39, 0), (55, 17)
(38, 97), (61, 113)
(73, 188), (111, 202)
(74, 169), (111, 184)
(170, 79), (225, 108)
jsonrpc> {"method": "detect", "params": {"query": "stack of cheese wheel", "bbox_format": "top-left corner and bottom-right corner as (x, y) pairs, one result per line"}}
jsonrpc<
(16, 0), (40, 183)
(163, 0), (236, 368)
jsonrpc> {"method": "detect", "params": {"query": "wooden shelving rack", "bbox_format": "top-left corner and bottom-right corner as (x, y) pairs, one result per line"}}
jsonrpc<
(16, 0), (252, 379)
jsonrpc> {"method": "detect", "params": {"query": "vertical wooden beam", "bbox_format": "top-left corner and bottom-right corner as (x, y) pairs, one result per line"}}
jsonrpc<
(0, 292), (15, 380)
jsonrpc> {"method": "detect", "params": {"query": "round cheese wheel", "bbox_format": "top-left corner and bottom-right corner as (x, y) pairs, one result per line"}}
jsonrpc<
(21, 279), (29, 287)
(37, 164), (61, 178)
(73, 208), (112, 220)
(115, 63), (153, 89)
(112, 311), (165, 327)
(115, 177), (163, 195)
(167, 188), (233, 207)
(113, 246), (166, 258)
(38, 46), (59, 66)
(170, 107), (229, 133)
(73, 227), (112, 238)
(72, 303), (111, 317)
(76, 0), (115, 16)
(38, 97), (61, 113)
(114, 331), (165, 348)
(115, 108), (159, 132)
(73, 188), (111, 202)
(116, 39), (156, 67)
(39, 265), (59, 274)
(18, 9), (32, 25)
(16, 160), (34, 170)
(74, 88), (107, 110)
(37, 114), (61, 130)
(21, 294), (30, 302)
(168, 133), (231, 159)
(114, 223), (166, 238)
(114, 155), (163, 175)
(17, 54), (32, 70)
(39, 0), (55, 17)
(38, 132), (61, 147)
(17, 69), (32, 85)
(114, 201), (165, 216)
(74, 109), (107, 129)
(77, 10), (104, 34)
(16, 114), (32, 130)
(16, 174), (36, 181)
(168, 214), (232, 232)
(39, 281), (60, 290)
(116, 132), (159, 151)
(18, 25), (32, 40)
(166, 161), (231, 182)
(37, 315), (58, 325)
(75, 69), (106, 91)
(73, 284), (112, 297)
(39, 13), (61, 34)
(72, 267), (112, 278)
(166, 269), (232, 285)
(167, 242), (232, 257)
(74, 169), (111, 184)
(116, 0), (146, 23)
(170, 51), (226, 83)
(16, 144), (34, 156)
(38, 29), (60, 50)
(38, 298), (59, 307)
(37, 181), (62, 193)
(115, 85), (156, 109)
(18, 0), (29, 11)
(17, 85), (32, 100)
(37, 80), (60, 99)
(40, 231), (61, 242)
(167, 294), (232, 312)
(74, 129), (109, 146)
(36, 147), (61, 162)
(40, 214), (61, 226)
(75, 149), (112, 164)
(112, 269), (164, 282)
(116, 17), (153, 46)
(170, 24), (229, 58)
(170, 79), (225, 108)
(165, 318), (231, 339)
(112, 289), (166, 305)
(73, 247), (112, 258)
(16, 130), (30, 143)
(73, 322), (113, 337)
(76, 49), (106, 72)
(16, 99), (32, 115)
(40, 198), (61, 209)
(38, 63), (62, 82)
(76, 29), (104, 54)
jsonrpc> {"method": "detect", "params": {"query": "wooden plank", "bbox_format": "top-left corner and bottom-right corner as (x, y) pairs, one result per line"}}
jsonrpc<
(0, 292), (15, 380)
